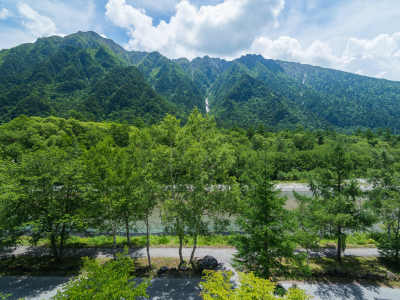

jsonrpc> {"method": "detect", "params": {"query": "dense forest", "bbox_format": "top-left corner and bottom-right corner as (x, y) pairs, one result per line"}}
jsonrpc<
(2, 31), (400, 132)
(2, 31), (400, 299)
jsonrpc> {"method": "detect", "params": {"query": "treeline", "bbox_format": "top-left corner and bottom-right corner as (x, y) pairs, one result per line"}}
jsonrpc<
(1, 111), (400, 277)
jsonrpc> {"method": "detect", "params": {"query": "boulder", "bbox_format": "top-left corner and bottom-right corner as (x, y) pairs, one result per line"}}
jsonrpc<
(386, 271), (399, 281)
(356, 273), (365, 279)
(376, 274), (385, 280)
(158, 266), (169, 274)
(318, 270), (326, 277)
(170, 267), (178, 272)
(197, 256), (218, 270)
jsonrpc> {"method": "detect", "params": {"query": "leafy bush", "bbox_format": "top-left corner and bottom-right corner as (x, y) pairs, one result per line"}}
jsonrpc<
(199, 270), (312, 300)
(51, 246), (150, 299)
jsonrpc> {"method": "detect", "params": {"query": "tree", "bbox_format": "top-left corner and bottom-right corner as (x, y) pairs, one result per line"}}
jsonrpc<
(158, 110), (239, 266)
(233, 147), (308, 278)
(199, 270), (311, 300)
(84, 138), (133, 261)
(0, 159), (26, 258)
(51, 247), (150, 299)
(129, 127), (161, 267)
(303, 137), (373, 261)
(1, 148), (87, 262)
(256, 124), (265, 136)
(367, 149), (400, 265)
(246, 125), (255, 140)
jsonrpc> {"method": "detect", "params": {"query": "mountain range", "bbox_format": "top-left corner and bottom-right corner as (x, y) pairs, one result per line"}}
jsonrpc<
(1, 31), (400, 132)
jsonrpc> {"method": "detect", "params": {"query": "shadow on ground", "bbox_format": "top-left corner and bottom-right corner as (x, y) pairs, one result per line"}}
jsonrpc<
(0, 276), (70, 300)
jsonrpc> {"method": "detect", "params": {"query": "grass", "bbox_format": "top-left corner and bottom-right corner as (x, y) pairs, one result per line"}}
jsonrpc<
(0, 255), (184, 277)
(19, 234), (237, 248)
(318, 232), (378, 248)
(19, 231), (379, 249)
(305, 256), (400, 287)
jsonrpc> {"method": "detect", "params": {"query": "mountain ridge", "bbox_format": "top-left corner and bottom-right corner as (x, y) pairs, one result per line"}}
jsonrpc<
(1, 31), (400, 132)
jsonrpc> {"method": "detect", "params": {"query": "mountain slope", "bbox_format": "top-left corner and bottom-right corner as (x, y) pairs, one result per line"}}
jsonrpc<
(136, 52), (206, 118)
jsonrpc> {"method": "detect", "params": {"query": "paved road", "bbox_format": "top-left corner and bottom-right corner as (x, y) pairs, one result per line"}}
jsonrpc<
(1, 246), (394, 300)
(4, 245), (380, 260)
(1, 277), (399, 300)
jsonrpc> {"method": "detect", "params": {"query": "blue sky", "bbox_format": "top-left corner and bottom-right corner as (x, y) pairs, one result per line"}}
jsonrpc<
(1, 0), (400, 80)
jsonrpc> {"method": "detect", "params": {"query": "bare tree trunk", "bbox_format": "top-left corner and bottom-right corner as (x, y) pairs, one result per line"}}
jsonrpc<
(59, 224), (66, 262)
(337, 225), (342, 262)
(189, 232), (198, 264)
(113, 230), (117, 261)
(50, 235), (59, 262)
(178, 235), (184, 266)
(125, 220), (130, 246)
(146, 213), (151, 267)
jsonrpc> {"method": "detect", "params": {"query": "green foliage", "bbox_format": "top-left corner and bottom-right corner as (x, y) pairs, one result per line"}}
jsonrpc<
(157, 110), (239, 264)
(298, 137), (374, 261)
(367, 149), (400, 265)
(51, 246), (150, 299)
(233, 148), (309, 278)
(1, 147), (87, 261)
(199, 270), (312, 300)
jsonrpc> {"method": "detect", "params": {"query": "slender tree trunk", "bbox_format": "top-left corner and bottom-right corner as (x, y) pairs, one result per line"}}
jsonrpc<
(189, 231), (198, 264)
(50, 235), (59, 262)
(113, 230), (117, 261)
(178, 235), (184, 266)
(337, 225), (342, 262)
(146, 213), (151, 267)
(59, 224), (66, 262)
(125, 220), (130, 246)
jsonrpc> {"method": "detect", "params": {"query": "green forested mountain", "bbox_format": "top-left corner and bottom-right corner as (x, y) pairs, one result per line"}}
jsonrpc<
(1, 31), (400, 132)
(0, 32), (195, 124)
(136, 51), (206, 118)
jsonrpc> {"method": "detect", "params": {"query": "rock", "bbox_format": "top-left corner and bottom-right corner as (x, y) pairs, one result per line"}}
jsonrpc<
(318, 270), (326, 277)
(337, 270), (345, 277)
(170, 267), (178, 272)
(197, 256), (218, 270)
(312, 271), (319, 277)
(376, 274), (385, 280)
(345, 270), (355, 278)
(356, 273), (365, 279)
(179, 266), (189, 272)
(386, 271), (399, 281)
(158, 266), (169, 274)
(135, 267), (143, 273)
(367, 273), (377, 280)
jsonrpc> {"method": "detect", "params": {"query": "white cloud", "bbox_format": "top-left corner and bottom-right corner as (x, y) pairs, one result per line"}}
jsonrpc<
(0, 7), (12, 20)
(100, 33), (107, 38)
(105, 0), (284, 59)
(17, 2), (58, 37)
(249, 32), (400, 81)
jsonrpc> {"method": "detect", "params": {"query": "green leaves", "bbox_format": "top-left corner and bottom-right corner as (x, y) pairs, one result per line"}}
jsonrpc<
(52, 247), (150, 299)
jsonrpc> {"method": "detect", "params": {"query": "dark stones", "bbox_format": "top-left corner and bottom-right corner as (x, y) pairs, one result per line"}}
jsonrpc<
(179, 266), (189, 272)
(197, 256), (218, 270)
(158, 266), (169, 274)
(170, 267), (178, 272)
